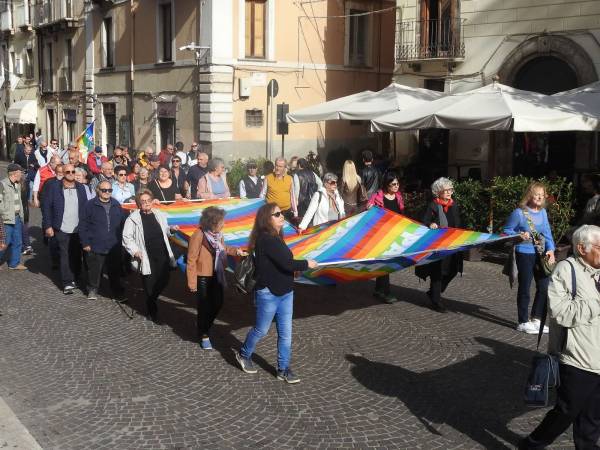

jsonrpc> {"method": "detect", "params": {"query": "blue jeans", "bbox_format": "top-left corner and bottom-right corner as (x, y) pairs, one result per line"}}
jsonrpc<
(0, 216), (23, 268)
(516, 251), (549, 324)
(240, 287), (294, 371)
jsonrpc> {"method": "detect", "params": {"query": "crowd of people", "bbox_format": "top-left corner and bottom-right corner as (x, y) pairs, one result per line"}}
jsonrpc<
(2, 136), (600, 448)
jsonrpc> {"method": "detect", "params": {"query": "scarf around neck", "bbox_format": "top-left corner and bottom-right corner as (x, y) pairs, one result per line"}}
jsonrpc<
(204, 230), (227, 286)
(434, 197), (454, 213)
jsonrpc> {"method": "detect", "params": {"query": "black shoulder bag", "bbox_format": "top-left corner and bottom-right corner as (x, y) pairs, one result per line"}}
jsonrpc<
(524, 260), (575, 407)
(233, 250), (256, 295)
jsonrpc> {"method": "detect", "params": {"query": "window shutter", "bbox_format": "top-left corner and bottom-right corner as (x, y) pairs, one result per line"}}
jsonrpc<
(253, 1), (265, 58)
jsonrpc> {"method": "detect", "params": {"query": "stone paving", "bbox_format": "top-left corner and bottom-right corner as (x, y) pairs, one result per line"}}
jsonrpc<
(0, 204), (576, 449)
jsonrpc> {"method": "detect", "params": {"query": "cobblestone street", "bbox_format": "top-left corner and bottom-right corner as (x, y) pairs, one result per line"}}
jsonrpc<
(0, 206), (574, 449)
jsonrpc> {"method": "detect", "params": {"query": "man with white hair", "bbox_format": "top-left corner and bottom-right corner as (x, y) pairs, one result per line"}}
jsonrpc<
(260, 157), (297, 220)
(520, 224), (600, 449)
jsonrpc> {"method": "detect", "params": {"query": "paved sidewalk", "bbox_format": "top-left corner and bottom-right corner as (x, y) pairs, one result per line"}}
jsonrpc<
(0, 396), (42, 449)
(0, 167), (574, 449)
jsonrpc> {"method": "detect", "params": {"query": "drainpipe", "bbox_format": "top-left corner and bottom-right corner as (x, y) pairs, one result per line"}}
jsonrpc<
(129, 0), (135, 149)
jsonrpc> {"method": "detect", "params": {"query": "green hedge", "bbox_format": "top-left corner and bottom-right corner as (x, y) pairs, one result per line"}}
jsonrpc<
(406, 176), (574, 244)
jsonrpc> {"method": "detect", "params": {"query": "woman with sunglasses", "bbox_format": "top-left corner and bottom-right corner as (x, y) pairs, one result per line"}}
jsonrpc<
(298, 172), (345, 231)
(111, 165), (135, 204)
(170, 157), (187, 197)
(235, 203), (317, 383)
(415, 177), (463, 313)
(122, 189), (178, 323)
(367, 171), (405, 304)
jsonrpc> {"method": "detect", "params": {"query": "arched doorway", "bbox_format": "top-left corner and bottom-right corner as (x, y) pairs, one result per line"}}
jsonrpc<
(512, 56), (579, 178)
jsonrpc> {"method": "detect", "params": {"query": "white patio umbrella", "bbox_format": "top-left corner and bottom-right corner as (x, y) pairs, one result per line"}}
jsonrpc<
(286, 83), (444, 123)
(552, 81), (600, 123)
(371, 83), (599, 132)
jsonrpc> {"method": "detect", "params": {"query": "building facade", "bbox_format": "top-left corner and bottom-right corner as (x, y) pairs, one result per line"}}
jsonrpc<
(393, 0), (600, 185)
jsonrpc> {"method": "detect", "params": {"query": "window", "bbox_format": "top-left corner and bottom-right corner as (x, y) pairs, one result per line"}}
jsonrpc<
(47, 109), (56, 142)
(103, 103), (117, 149)
(25, 48), (34, 79)
(347, 7), (371, 67)
(102, 17), (114, 68)
(1, 45), (7, 82)
(62, 39), (72, 90)
(43, 42), (53, 91)
(157, 2), (173, 62)
(65, 0), (73, 17)
(64, 109), (76, 143)
(245, 109), (263, 127)
(245, 0), (266, 58)
(157, 102), (176, 149)
(9, 52), (15, 74)
(0, 1), (7, 13)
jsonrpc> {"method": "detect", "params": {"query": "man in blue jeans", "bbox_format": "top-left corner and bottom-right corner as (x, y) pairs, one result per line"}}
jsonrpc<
(0, 163), (26, 270)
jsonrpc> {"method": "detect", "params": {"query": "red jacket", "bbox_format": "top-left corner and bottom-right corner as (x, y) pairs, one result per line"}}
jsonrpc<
(158, 149), (172, 167)
(367, 190), (405, 212)
(87, 153), (108, 175)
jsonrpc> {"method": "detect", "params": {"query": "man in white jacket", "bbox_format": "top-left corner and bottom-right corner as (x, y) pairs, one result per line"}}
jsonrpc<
(298, 172), (345, 231)
(519, 224), (600, 449)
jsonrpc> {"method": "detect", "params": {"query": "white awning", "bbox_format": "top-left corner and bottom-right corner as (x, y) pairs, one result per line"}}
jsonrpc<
(6, 100), (37, 124)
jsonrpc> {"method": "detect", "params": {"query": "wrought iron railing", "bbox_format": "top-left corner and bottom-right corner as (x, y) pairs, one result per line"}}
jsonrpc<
(396, 18), (465, 62)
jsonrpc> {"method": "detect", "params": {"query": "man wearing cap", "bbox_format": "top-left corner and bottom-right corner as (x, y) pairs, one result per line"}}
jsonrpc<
(0, 164), (26, 270)
(185, 152), (209, 199)
(239, 161), (263, 199)
(90, 161), (115, 191)
(87, 146), (108, 175)
(42, 164), (88, 294)
(147, 155), (161, 181)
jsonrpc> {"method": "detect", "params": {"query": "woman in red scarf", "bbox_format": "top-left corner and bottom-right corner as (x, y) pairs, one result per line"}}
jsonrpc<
(415, 177), (463, 312)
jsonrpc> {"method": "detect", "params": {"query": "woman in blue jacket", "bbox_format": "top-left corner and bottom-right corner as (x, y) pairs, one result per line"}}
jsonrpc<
(503, 182), (555, 335)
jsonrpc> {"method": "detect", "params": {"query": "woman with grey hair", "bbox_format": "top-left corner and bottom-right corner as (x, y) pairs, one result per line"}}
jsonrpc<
(197, 157), (230, 199)
(415, 177), (463, 312)
(74, 167), (95, 199)
(298, 173), (345, 231)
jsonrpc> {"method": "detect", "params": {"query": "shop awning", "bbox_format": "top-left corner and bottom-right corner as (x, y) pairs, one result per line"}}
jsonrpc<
(6, 100), (37, 124)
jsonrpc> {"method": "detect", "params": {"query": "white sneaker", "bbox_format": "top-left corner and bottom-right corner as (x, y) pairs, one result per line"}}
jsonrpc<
(516, 321), (539, 334)
(531, 318), (549, 334)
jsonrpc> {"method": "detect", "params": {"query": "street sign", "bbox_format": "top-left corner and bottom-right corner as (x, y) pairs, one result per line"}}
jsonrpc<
(267, 79), (279, 98)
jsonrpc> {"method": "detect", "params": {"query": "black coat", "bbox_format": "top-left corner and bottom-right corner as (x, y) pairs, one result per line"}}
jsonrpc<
(415, 201), (463, 281)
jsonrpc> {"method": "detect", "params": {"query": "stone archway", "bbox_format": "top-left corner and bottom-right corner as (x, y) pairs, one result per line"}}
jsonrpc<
(492, 35), (598, 178)
(498, 34), (597, 88)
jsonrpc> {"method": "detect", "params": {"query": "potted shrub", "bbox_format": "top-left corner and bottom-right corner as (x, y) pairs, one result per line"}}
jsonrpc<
(453, 178), (489, 261)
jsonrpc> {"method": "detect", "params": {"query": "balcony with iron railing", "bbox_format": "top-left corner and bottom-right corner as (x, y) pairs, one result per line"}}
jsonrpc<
(41, 68), (53, 93)
(34, 0), (78, 30)
(395, 18), (465, 63)
(13, 2), (33, 30)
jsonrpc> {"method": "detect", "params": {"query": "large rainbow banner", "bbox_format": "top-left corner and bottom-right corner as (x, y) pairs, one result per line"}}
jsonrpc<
(125, 198), (511, 285)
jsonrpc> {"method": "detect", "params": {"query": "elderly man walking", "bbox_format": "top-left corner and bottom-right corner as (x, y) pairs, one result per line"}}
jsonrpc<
(79, 180), (126, 301)
(260, 157), (297, 221)
(0, 164), (26, 270)
(90, 161), (115, 191)
(520, 224), (600, 450)
(185, 152), (209, 200)
(42, 164), (88, 294)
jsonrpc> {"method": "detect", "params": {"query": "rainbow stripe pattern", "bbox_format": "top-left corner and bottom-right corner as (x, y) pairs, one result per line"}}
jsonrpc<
(123, 198), (510, 285)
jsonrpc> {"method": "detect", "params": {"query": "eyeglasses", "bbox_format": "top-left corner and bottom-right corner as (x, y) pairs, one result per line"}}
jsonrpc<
(64, 170), (75, 174)
(99, 188), (113, 193)
(271, 211), (283, 218)
(442, 188), (454, 193)
(172, 159), (181, 163)
(118, 173), (127, 177)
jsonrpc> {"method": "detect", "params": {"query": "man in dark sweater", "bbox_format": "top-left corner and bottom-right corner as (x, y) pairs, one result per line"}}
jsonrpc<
(185, 152), (209, 199)
(361, 150), (380, 199)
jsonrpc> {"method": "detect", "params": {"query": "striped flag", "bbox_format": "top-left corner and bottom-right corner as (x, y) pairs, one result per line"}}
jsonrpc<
(76, 122), (94, 159)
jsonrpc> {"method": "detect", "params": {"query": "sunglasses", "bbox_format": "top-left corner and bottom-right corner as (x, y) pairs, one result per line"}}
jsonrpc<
(389, 182), (400, 187)
(271, 211), (283, 218)
(99, 188), (113, 193)
(172, 159), (181, 163)
(327, 181), (337, 185)
(64, 170), (75, 174)
(118, 173), (127, 176)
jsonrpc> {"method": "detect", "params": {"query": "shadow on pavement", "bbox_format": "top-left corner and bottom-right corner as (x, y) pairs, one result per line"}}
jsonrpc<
(346, 337), (533, 449)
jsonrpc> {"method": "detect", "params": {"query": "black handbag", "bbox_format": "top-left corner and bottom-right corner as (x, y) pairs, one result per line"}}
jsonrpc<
(233, 253), (256, 295)
(522, 208), (556, 278)
(524, 260), (575, 407)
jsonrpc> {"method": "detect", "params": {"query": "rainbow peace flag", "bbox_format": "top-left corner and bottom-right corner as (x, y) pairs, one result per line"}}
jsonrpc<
(76, 122), (94, 159)
(123, 198), (512, 284)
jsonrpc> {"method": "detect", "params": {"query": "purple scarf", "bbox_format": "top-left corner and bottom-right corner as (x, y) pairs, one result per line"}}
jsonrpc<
(204, 230), (227, 286)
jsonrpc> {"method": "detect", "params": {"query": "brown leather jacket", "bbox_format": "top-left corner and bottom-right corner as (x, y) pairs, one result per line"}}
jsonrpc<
(186, 228), (237, 291)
